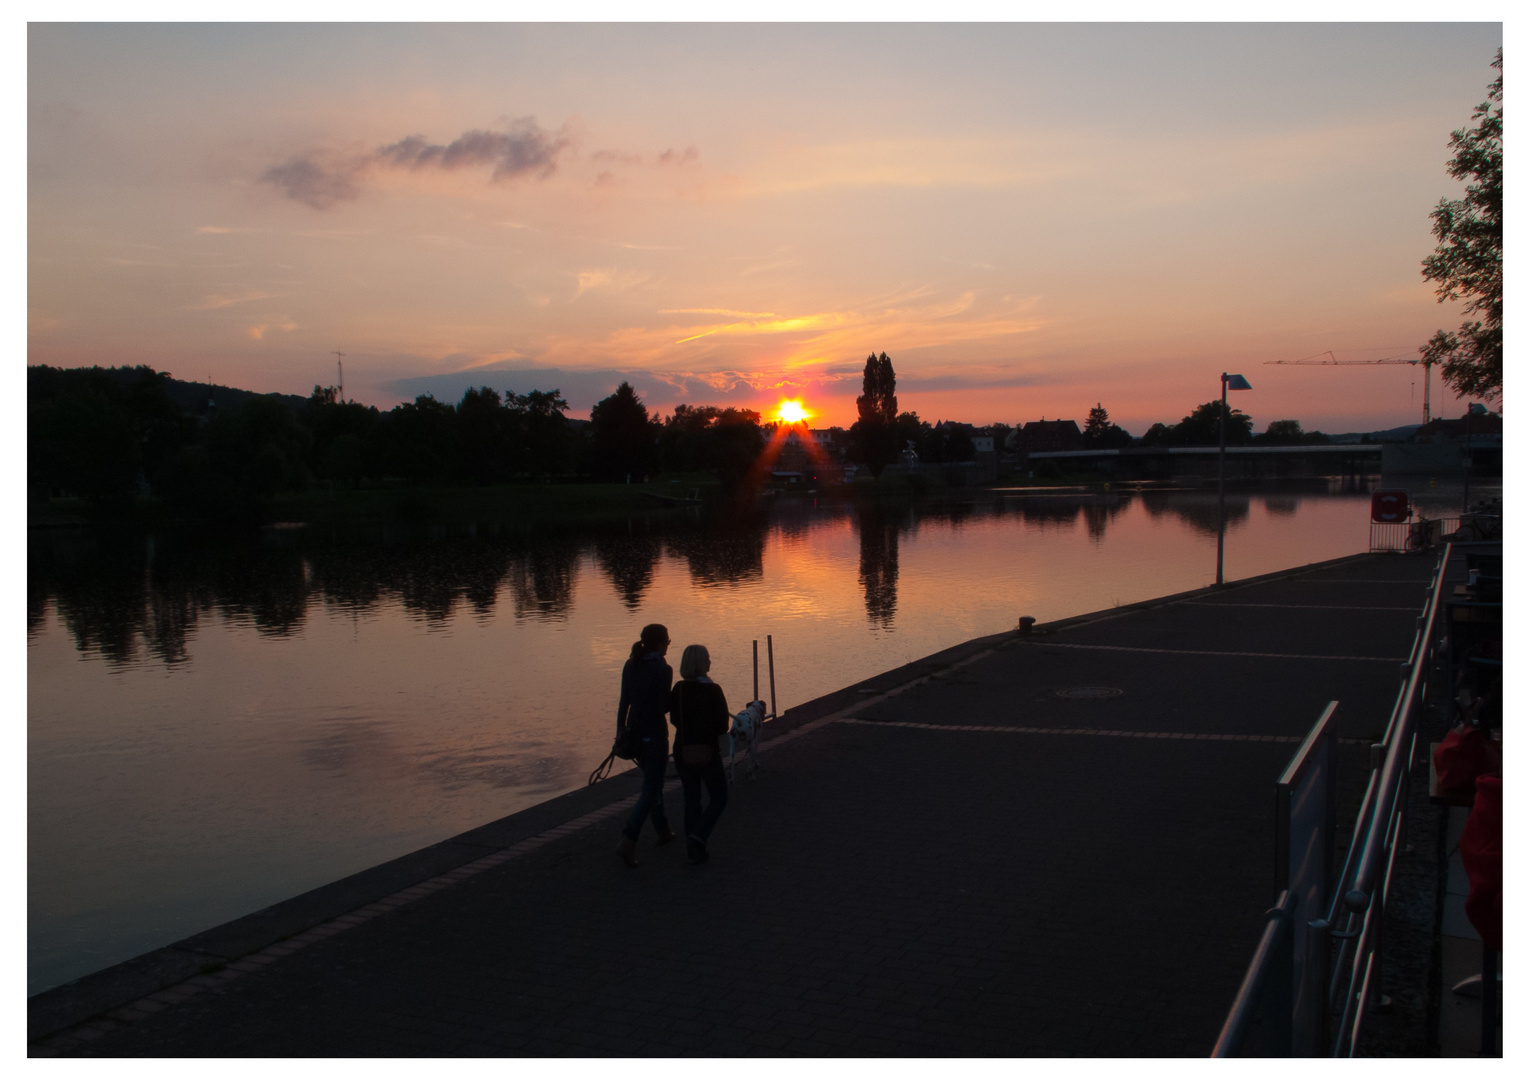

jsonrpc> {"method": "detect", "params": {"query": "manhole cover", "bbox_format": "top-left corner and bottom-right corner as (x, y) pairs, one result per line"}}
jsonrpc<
(1055, 686), (1124, 699)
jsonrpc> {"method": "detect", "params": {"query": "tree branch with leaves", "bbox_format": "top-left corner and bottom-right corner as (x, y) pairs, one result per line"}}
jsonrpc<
(1421, 48), (1502, 402)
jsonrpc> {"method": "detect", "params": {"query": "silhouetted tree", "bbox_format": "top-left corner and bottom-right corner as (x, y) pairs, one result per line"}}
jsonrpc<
(515, 389), (573, 479)
(1251, 419), (1332, 446)
(457, 386), (510, 484)
(590, 382), (658, 481)
(894, 411), (932, 461)
(1255, 419), (1305, 446)
(1083, 403), (1111, 442)
(307, 388), (378, 488)
(1082, 403), (1134, 448)
(28, 365), (190, 505)
(658, 404), (764, 488)
(1421, 49), (1502, 401)
(373, 394), (458, 482)
(849, 352), (899, 477)
(1170, 401), (1253, 447)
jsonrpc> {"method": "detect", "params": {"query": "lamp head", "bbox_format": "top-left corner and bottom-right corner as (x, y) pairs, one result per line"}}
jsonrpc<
(1224, 373), (1252, 391)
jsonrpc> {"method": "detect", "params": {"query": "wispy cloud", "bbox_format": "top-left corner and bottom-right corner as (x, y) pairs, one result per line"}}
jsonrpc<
(377, 120), (570, 180)
(592, 145), (698, 167)
(262, 118), (573, 210)
(245, 320), (297, 340)
(660, 308), (776, 318)
(186, 290), (275, 311)
(262, 157), (365, 211)
(573, 268), (654, 297)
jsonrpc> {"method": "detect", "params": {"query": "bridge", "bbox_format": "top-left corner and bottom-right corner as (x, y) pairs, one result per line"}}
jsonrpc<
(1026, 444), (1383, 481)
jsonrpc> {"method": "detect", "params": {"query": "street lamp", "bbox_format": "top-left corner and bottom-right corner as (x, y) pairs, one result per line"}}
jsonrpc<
(1217, 372), (1253, 587)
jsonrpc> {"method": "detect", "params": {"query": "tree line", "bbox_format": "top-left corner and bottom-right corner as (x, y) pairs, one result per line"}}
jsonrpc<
(841, 352), (1331, 478)
(26, 365), (779, 515)
(30, 358), (1338, 517)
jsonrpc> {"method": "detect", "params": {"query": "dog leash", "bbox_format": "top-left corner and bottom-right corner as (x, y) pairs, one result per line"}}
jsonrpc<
(587, 748), (617, 786)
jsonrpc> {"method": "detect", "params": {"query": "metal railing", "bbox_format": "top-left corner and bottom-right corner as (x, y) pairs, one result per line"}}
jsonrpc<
(1213, 545), (1450, 1056)
(1369, 516), (1460, 552)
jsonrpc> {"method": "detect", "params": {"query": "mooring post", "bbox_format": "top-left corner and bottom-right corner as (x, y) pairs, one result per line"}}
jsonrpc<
(752, 639), (759, 704)
(767, 634), (777, 720)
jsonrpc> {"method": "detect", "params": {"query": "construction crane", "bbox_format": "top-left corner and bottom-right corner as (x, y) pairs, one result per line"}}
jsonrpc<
(1263, 350), (1434, 425)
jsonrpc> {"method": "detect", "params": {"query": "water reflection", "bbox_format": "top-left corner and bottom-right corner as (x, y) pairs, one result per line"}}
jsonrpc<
(665, 516), (767, 588)
(28, 487), (1363, 668)
(508, 543), (579, 621)
(1083, 495), (1127, 540)
(36, 482), (1440, 996)
(856, 503), (901, 628)
(1138, 490), (1251, 536)
(593, 530), (662, 611)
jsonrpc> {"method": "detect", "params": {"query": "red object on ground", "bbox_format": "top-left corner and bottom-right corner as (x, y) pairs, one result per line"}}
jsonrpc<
(1460, 775), (1502, 953)
(1372, 489), (1410, 523)
(1433, 725), (1501, 803)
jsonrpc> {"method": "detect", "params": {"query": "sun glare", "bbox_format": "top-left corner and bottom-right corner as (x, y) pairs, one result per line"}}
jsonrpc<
(777, 399), (809, 424)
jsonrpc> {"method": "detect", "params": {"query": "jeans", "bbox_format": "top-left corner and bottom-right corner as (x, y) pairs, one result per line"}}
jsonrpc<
(674, 745), (728, 843)
(622, 737), (671, 841)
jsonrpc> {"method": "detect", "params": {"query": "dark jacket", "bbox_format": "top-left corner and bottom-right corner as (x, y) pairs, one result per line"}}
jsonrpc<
(670, 679), (730, 749)
(618, 653), (672, 742)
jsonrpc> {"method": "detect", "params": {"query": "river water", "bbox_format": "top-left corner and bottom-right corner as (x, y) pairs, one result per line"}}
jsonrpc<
(27, 482), (1480, 994)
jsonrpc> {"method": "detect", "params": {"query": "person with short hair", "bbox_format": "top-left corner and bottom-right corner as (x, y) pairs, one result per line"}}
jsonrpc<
(615, 623), (674, 867)
(670, 644), (731, 865)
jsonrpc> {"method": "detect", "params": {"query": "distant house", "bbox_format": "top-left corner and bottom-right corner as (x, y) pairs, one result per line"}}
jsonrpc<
(809, 428), (849, 462)
(1016, 419), (1083, 455)
(1412, 409), (1502, 444)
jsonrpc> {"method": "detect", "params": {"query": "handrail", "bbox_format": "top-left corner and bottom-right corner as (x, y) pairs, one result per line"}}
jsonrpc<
(1213, 545), (1452, 1057)
(1211, 890), (1296, 1057)
(1344, 545), (1449, 913)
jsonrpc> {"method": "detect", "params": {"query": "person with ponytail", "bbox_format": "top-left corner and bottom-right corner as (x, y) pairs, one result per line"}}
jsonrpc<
(615, 623), (674, 866)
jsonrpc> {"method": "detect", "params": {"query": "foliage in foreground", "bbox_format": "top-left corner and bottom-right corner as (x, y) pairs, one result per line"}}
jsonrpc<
(1420, 48), (1502, 402)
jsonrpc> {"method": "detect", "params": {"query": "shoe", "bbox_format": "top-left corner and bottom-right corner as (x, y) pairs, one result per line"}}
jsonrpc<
(686, 838), (709, 865)
(655, 825), (675, 846)
(617, 835), (639, 868)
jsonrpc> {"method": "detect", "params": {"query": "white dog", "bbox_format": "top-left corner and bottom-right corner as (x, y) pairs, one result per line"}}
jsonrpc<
(729, 700), (767, 781)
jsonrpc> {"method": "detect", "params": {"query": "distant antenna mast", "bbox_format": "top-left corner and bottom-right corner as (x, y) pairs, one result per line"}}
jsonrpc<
(333, 351), (345, 403)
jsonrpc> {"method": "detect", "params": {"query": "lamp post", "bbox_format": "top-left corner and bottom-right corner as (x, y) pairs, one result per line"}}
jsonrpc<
(1217, 373), (1253, 587)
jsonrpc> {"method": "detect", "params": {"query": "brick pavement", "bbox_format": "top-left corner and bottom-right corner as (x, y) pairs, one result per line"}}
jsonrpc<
(30, 552), (1438, 1056)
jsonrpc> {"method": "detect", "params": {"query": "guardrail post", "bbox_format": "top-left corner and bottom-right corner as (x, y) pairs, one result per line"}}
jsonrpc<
(1302, 919), (1331, 1055)
(1268, 910), (1294, 1056)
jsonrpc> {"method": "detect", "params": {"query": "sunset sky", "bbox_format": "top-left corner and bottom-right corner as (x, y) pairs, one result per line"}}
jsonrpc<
(27, 19), (1503, 434)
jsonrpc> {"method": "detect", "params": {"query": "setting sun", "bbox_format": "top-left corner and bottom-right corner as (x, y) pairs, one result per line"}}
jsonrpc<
(776, 399), (810, 425)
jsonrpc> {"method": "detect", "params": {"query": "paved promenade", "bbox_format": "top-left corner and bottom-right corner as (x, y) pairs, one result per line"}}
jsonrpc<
(30, 552), (1438, 1056)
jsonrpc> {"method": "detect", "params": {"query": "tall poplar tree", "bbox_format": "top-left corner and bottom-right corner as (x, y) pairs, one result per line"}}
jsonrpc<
(851, 351), (899, 478)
